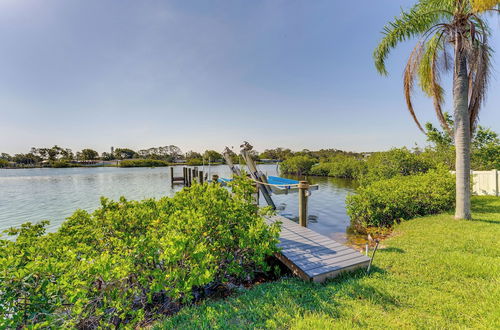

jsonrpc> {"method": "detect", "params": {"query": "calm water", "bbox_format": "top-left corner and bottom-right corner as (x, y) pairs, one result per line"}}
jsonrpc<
(0, 165), (359, 244)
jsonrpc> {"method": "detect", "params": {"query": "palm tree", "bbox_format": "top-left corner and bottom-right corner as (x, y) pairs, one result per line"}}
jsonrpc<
(374, 0), (499, 219)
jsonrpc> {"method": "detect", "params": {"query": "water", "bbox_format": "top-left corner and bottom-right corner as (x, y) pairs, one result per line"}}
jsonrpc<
(0, 165), (361, 245)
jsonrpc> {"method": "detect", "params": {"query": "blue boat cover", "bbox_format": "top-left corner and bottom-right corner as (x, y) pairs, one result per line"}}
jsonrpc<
(218, 176), (298, 188)
(267, 176), (299, 186)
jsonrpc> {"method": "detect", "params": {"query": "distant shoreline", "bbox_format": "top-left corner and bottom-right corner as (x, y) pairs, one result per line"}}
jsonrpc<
(0, 161), (229, 170)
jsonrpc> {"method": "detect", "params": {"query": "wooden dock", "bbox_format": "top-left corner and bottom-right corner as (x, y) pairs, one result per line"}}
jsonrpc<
(266, 215), (371, 283)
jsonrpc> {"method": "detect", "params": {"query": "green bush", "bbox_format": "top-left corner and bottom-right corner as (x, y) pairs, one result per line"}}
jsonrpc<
(472, 143), (500, 170)
(346, 168), (455, 229)
(0, 159), (8, 167)
(360, 148), (434, 185)
(187, 158), (203, 166)
(50, 160), (74, 168)
(119, 159), (169, 167)
(310, 155), (366, 179)
(0, 177), (280, 328)
(280, 155), (317, 175)
(308, 162), (332, 176)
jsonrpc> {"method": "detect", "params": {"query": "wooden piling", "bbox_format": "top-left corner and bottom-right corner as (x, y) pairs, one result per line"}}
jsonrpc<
(170, 167), (174, 186)
(199, 170), (203, 184)
(298, 181), (309, 227)
(188, 168), (192, 187)
(183, 167), (187, 185)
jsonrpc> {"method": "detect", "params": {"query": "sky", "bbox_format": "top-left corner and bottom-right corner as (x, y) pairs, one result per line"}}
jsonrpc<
(0, 0), (499, 155)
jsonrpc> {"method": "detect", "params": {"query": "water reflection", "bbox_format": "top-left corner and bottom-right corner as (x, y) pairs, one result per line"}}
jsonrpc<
(0, 165), (365, 247)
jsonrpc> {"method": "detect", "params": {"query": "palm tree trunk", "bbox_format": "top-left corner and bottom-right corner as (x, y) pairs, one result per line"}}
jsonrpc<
(453, 42), (472, 220)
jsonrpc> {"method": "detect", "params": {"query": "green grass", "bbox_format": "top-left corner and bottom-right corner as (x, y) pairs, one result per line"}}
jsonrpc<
(156, 196), (500, 329)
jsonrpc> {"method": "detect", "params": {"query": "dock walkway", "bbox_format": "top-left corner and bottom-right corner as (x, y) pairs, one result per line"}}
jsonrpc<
(266, 215), (370, 282)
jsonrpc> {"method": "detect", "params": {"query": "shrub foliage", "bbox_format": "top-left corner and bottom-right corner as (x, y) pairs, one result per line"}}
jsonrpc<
(279, 155), (317, 175)
(310, 154), (366, 179)
(346, 168), (455, 229)
(0, 177), (280, 328)
(359, 148), (434, 185)
(119, 158), (170, 167)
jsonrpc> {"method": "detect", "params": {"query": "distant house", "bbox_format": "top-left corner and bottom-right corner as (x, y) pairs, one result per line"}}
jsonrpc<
(362, 152), (373, 158)
(71, 160), (101, 166)
(173, 159), (186, 164)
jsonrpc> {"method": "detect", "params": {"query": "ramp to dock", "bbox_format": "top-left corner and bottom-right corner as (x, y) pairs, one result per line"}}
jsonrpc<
(266, 215), (370, 283)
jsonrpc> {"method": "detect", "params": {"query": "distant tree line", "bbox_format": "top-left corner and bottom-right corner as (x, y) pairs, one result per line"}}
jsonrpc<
(0, 144), (366, 169)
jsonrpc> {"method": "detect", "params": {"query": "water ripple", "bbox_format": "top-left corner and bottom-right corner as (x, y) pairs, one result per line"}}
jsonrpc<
(0, 166), (357, 243)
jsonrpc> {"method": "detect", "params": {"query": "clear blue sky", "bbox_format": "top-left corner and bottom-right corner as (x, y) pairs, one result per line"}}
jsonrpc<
(1, 0), (499, 155)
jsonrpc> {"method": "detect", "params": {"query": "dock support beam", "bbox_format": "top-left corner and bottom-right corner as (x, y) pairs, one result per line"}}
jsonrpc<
(240, 143), (276, 210)
(298, 181), (309, 227)
(199, 170), (204, 184)
(170, 167), (174, 186)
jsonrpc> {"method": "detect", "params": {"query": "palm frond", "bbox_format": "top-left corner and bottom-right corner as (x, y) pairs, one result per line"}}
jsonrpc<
(374, 0), (455, 75)
(375, 0), (498, 138)
(467, 41), (492, 133)
(471, 0), (500, 12)
(404, 42), (425, 132)
(418, 33), (454, 135)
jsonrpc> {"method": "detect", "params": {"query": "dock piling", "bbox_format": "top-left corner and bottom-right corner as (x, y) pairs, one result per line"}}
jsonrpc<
(298, 181), (309, 227)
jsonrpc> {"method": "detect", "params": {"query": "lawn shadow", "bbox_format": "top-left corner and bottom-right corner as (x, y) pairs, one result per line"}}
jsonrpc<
(471, 197), (500, 215)
(379, 247), (405, 253)
(158, 253), (394, 328)
(269, 266), (399, 318)
(470, 218), (500, 225)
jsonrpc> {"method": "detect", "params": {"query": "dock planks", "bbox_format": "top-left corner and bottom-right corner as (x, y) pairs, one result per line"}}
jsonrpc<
(266, 215), (370, 283)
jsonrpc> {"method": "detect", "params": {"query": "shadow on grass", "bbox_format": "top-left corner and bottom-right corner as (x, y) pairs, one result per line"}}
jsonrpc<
(471, 197), (500, 215)
(157, 266), (392, 328)
(379, 247), (405, 253)
(471, 218), (500, 225)
(310, 267), (399, 306)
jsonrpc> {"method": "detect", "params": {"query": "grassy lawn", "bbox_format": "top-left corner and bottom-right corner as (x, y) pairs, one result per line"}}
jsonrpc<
(156, 196), (500, 329)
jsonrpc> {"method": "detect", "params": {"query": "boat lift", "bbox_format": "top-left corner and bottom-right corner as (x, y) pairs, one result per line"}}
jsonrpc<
(221, 142), (318, 210)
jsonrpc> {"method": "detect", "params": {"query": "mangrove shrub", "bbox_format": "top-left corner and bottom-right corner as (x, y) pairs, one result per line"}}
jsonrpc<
(309, 154), (366, 179)
(0, 177), (280, 328)
(360, 148), (434, 185)
(119, 159), (169, 167)
(280, 155), (317, 175)
(346, 167), (455, 229)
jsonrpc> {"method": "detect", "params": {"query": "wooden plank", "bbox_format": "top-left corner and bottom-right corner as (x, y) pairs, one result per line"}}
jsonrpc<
(279, 240), (346, 256)
(280, 240), (347, 254)
(277, 236), (333, 250)
(266, 214), (370, 283)
(300, 251), (368, 271)
(283, 245), (352, 262)
(307, 256), (371, 278)
(311, 260), (370, 283)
